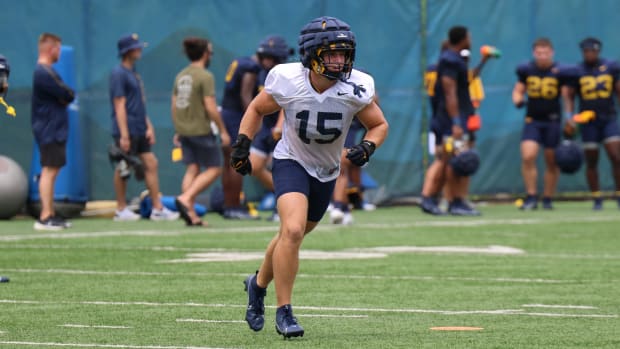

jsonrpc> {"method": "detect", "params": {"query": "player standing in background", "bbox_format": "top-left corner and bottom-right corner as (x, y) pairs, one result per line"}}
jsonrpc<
(109, 33), (179, 222)
(512, 38), (567, 210)
(231, 16), (388, 338)
(220, 41), (263, 220)
(249, 35), (292, 222)
(31, 33), (75, 230)
(329, 115), (365, 225)
(422, 26), (480, 216)
(563, 37), (620, 210)
(172, 37), (230, 226)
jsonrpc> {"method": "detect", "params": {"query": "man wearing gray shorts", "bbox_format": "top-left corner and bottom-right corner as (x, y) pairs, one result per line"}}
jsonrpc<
(172, 37), (230, 226)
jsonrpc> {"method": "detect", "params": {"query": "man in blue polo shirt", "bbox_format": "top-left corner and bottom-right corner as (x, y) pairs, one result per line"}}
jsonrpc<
(31, 33), (75, 231)
(109, 33), (178, 221)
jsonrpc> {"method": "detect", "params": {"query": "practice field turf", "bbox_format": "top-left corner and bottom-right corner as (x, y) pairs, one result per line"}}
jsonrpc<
(0, 203), (619, 349)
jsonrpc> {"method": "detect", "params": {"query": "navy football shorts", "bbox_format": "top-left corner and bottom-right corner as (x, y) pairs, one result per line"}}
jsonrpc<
(250, 126), (276, 157)
(521, 119), (561, 148)
(272, 158), (336, 222)
(221, 108), (243, 140)
(431, 116), (476, 146)
(580, 117), (620, 149)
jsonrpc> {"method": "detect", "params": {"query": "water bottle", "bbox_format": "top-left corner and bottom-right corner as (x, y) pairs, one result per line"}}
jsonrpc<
(480, 45), (501, 58)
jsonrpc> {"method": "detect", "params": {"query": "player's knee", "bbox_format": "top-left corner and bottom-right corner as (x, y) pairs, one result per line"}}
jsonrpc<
(280, 222), (305, 245)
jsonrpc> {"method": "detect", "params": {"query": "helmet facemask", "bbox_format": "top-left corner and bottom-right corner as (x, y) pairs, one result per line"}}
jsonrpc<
(310, 43), (354, 80)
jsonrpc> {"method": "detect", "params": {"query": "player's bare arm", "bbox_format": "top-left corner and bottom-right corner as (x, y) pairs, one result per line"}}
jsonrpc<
(240, 72), (258, 111)
(442, 75), (462, 139)
(356, 101), (389, 147)
(113, 96), (130, 151)
(203, 95), (230, 146)
(512, 81), (526, 107)
(238, 90), (281, 140)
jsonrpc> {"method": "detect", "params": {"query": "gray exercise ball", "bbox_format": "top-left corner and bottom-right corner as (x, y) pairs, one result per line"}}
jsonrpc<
(0, 155), (28, 219)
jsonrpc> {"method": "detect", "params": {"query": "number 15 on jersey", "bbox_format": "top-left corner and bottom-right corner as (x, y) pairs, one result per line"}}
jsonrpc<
(295, 110), (344, 144)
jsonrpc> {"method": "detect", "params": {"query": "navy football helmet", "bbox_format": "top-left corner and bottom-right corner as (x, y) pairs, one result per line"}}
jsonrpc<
(555, 140), (583, 174)
(0, 54), (9, 94)
(450, 149), (480, 177)
(257, 35), (292, 64)
(298, 16), (356, 81)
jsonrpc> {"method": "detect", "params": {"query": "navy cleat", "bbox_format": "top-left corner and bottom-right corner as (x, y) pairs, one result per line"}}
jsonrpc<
(448, 199), (481, 216)
(243, 272), (266, 331)
(420, 196), (446, 216)
(592, 198), (603, 211)
(275, 304), (304, 339)
(519, 195), (538, 211)
(542, 197), (553, 210)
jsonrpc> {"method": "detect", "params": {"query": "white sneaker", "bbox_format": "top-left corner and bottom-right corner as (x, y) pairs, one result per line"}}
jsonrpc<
(362, 202), (376, 211)
(114, 207), (141, 221)
(150, 206), (180, 221)
(330, 208), (344, 224)
(342, 212), (354, 225)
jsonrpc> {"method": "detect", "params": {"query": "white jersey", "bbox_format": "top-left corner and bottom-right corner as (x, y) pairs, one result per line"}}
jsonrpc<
(265, 63), (375, 182)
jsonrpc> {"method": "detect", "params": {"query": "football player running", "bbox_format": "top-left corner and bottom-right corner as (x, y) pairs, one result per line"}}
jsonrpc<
(249, 36), (291, 221)
(231, 17), (388, 338)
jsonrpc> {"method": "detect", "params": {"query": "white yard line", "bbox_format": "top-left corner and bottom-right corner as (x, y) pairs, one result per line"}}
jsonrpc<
(296, 314), (369, 318)
(517, 312), (615, 318)
(0, 341), (236, 349)
(522, 304), (597, 309)
(176, 319), (245, 324)
(2, 214), (619, 242)
(1, 299), (616, 319)
(59, 324), (132, 329)
(0, 268), (575, 284)
(4, 244), (620, 261)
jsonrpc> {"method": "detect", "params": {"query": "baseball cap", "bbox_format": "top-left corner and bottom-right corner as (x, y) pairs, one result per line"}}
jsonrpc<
(118, 33), (148, 57)
(579, 37), (602, 51)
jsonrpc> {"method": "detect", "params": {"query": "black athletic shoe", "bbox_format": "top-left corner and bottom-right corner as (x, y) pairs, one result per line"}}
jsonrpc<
(244, 272), (266, 331)
(449, 199), (481, 216)
(542, 197), (553, 210)
(420, 196), (445, 216)
(593, 198), (603, 211)
(519, 195), (538, 211)
(275, 304), (304, 338)
(34, 217), (66, 231)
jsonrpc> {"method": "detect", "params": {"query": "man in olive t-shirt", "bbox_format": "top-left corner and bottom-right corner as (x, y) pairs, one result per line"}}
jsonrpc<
(172, 37), (230, 227)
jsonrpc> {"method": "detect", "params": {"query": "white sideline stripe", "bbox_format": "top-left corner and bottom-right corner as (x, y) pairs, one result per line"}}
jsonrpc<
(4, 244), (620, 261)
(176, 319), (245, 324)
(518, 312), (616, 318)
(60, 324), (132, 329)
(164, 245), (524, 263)
(297, 314), (369, 318)
(0, 341), (236, 349)
(2, 214), (619, 242)
(0, 268), (574, 284)
(522, 304), (597, 309)
(1, 299), (616, 318)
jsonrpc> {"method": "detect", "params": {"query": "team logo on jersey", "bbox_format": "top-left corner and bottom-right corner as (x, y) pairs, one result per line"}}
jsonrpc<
(600, 65), (607, 72)
(551, 67), (559, 74)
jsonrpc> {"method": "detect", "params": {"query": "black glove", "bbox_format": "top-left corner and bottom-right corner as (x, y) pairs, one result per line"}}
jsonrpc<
(230, 134), (252, 175)
(346, 140), (376, 167)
